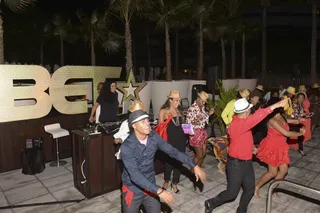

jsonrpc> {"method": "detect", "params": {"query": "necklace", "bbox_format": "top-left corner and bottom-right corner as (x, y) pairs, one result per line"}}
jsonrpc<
(170, 109), (180, 126)
(172, 116), (180, 126)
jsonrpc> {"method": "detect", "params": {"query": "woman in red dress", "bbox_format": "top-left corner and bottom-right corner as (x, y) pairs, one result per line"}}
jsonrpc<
(254, 107), (305, 198)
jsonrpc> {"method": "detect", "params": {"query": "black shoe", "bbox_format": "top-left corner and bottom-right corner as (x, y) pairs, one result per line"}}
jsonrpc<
(204, 200), (214, 213)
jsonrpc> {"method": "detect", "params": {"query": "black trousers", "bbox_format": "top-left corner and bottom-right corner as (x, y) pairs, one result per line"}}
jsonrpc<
(206, 157), (255, 213)
(164, 157), (183, 184)
(122, 192), (160, 213)
(289, 125), (304, 151)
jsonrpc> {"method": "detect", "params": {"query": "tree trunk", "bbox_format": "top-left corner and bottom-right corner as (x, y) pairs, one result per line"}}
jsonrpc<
(197, 17), (204, 80)
(90, 30), (95, 66)
(262, 5), (267, 78)
(125, 21), (133, 76)
(311, 0), (317, 80)
(221, 37), (226, 79)
(40, 43), (44, 65)
(60, 31), (64, 66)
(175, 29), (179, 80)
(133, 36), (137, 73)
(146, 30), (151, 80)
(165, 22), (172, 81)
(0, 13), (4, 64)
(241, 32), (246, 79)
(231, 39), (236, 78)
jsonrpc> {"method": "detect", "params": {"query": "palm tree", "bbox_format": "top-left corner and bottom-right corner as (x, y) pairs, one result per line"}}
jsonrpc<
(77, 10), (121, 66)
(151, 0), (191, 81)
(110, 0), (153, 75)
(238, 23), (259, 78)
(204, 21), (231, 79)
(52, 14), (72, 66)
(222, 0), (243, 78)
(0, 0), (35, 63)
(192, 0), (217, 80)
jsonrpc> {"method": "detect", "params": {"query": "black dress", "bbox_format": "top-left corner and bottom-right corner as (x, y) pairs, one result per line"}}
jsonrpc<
(164, 116), (187, 183)
(96, 92), (119, 123)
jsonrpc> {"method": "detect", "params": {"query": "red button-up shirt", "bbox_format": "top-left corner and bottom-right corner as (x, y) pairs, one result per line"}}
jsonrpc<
(228, 107), (273, 160)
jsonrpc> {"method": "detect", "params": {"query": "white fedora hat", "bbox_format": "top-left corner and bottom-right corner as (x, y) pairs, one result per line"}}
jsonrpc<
(234, 98), (253, 113)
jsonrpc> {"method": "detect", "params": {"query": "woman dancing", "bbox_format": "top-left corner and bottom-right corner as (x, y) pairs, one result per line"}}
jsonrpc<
(255, 105), (305, 198)
(159, 90), (187, 193)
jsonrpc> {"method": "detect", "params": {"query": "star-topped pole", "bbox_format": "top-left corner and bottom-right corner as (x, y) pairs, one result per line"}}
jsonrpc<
(117, 70), (147, 104)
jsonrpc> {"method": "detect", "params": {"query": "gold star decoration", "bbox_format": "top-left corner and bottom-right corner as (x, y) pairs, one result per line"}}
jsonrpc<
(117, 70), (147, 104)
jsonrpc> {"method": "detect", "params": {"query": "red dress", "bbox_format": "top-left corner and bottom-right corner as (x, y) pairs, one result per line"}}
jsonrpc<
(257, 123), (290, 166)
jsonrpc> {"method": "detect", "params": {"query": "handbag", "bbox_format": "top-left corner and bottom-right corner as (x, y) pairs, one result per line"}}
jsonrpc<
(154, 114), (172, 142)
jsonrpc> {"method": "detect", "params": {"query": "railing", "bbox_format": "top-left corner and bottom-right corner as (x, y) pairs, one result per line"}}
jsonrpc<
(258, 77), (312, 89)
(266, 179), (320, 213)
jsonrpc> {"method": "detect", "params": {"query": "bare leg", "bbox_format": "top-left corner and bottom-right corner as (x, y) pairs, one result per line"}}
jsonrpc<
(255, 164), (278, 199)
(198, 143), (207, 167)
(273, 164), (289, 198)
(193, 147), (203, 166)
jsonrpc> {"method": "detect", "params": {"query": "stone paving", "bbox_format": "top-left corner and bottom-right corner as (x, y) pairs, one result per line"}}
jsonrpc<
(1, 128), (320, 213)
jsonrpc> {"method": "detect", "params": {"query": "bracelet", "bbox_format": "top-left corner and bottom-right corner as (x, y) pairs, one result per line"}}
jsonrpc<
(157, 188), (164, 195)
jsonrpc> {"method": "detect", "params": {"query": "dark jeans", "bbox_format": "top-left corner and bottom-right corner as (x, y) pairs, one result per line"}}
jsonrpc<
(289, 125), (304, 151)
(122, 192), (160, 213)
(206, 157), (255, 213)
(164, 157), (183, 184)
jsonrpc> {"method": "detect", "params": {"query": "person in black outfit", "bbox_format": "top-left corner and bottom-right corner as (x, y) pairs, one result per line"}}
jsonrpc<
(89, 79), (119, 123)
(158, 90), (188, 194)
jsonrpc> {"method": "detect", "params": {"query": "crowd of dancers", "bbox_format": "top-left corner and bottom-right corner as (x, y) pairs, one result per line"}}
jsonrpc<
(89, 80), (320, 213)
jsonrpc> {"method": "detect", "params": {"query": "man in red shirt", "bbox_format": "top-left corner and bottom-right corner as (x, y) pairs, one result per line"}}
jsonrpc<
(204, 98), (288, 213)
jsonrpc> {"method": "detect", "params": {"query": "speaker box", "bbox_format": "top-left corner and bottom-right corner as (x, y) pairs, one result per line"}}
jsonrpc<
(206, 67), (219, 93)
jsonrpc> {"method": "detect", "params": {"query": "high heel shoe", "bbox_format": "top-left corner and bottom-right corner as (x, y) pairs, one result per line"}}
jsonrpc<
(171, 183), (180, 194)
(298, 150), (306, 156)
(162, 181), (169, 190)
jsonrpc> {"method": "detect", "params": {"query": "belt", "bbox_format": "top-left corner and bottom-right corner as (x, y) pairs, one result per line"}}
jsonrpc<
(228, 155), (251, 162)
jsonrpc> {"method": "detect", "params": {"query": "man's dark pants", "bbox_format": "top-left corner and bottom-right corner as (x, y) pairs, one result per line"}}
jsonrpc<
(122, 192), (161, 213)
(206, 156), (255, 213)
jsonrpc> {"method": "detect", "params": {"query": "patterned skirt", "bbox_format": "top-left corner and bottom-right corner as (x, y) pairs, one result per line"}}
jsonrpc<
(207, 136), (229, 164)
(189, 128), (207, 148)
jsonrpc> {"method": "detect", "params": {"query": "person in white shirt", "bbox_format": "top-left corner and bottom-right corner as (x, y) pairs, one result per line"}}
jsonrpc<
(113, 100), (146, 159)
(264, 85), (286, 104)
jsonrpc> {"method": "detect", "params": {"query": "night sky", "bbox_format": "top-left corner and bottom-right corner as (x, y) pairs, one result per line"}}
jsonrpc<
(3, 0), (319, 78)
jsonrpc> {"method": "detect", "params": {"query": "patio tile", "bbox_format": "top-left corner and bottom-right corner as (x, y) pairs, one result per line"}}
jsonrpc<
(51, 186), (85, 207)
(41, 173), (73, 189)
(0, 170), (37, 191)
(12, 194), (62, 213)
(4, 182), (48, 205)
(248, 197), (287, 213)
(35, 166), (70, 181)
(0, 191), (13, 213)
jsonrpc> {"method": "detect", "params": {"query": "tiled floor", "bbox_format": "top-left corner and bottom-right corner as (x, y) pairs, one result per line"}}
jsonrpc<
(1, 128), (320, 213)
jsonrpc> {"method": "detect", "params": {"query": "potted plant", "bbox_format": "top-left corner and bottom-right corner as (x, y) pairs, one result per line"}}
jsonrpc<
(210, 80), (238, 135)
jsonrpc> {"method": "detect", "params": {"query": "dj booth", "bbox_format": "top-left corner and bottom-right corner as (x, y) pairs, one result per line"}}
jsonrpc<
(71, 119), (164, 199)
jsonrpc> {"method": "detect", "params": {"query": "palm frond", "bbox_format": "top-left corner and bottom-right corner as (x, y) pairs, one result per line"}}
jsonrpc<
(4, 0), (36, 12)
(212, 80), (238, 134)
(102, 32), (123, 54)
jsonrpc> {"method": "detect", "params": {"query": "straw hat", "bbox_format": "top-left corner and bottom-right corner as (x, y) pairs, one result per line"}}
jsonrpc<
(256, 85), (264, 91)
(286, 86), (296, 95)
(234, 98), (253, 113)
(239, 89), (251, 99)
(167, 90), (181, 99)
(298, 85), (307, 93)
(128, 100), (146, 112)
(311, 82), (320, 89)
(198, 91), (209, 103)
